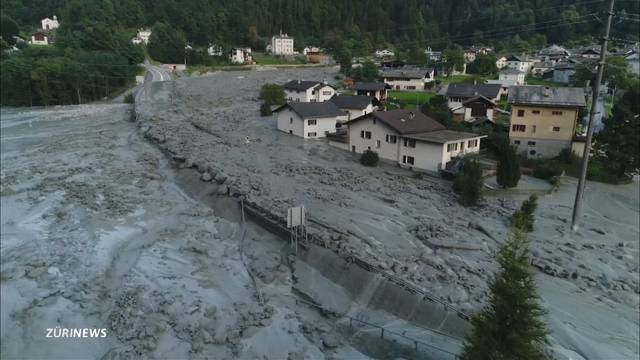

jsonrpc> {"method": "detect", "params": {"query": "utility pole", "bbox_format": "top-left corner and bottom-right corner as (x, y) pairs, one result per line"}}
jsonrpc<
(571, 0), (615, 231)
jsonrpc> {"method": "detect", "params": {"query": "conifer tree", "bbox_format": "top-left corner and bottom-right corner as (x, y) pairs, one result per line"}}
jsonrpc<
(497, 143), (521, 188)
(459, 230), (548, 360)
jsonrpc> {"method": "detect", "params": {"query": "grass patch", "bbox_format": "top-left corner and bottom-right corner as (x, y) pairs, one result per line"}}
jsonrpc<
(436, 74), (491, 84)
(387, 91), (434, 110)
(525, 76), (565, 87)
(253, 54), (306, 65)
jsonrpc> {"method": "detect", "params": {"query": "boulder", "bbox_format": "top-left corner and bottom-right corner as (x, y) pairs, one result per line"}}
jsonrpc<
(217, 185), (229, 195)
(215, 172), (228, 184)
(201, 173), (212, 182)
(322, 334), (340, 348)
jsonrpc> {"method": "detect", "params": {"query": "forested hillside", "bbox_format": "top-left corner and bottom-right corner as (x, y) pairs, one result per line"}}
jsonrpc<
(1, 0), (638, 106)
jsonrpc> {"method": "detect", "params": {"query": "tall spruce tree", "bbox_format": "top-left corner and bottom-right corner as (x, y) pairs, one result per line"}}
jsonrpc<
(497, 143), (521, 188)
(460, 231), (548, 360)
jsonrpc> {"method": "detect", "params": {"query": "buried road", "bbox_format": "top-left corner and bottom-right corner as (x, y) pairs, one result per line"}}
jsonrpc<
(136, 67), (639, 359)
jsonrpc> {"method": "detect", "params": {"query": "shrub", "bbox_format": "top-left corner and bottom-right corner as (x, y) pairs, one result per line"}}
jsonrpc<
(453, 160), (483, 206)
(124, 93), (135, 104)
(532, 162), (562, 180)
(260, 103), (272, 116)
(360, 150), (379, 167)
(259, 83), (285, 106)
(510, 195), (538, 232)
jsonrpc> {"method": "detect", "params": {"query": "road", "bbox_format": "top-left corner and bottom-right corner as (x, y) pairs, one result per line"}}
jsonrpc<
(143, 60), (172, 82)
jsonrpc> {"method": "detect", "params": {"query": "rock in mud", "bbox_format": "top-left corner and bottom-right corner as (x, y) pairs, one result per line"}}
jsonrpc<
(201, 172), (212, 182)
(322, 334), (340, 348)
(215, 172), (228, 184)
(217, 185), (229, 195)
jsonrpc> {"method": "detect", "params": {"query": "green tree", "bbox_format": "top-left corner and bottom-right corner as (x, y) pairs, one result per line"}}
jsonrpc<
(596, 79), (640, 178)
(353, 60), (379, 82)
(459, 231), (548, 360)
(148, 22), (187, 64)
(442, 48), (464, 74)
(497, 142), (521, 188)
(453, 160), (483, 206)
(467, 54), (498, 76)
(360, 150), (379, 166)
(510, 195), (538, 233)
(259, 83), (285, 106)
(0, 14), (19, 45)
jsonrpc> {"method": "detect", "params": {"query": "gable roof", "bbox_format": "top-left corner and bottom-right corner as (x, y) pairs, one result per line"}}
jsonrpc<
(381, 67), (433, 79)
(353, 82), (388, 91)
(283, 80), (326, 91)
(461, 95), (497, 107)
(445, 83), (502, 99)
(508, 85), (586, 107)
(506, 55), (526, 62)
(273, 102), (345, 118)
(329, 95), (375, 110)
(347, 109), (445, 135)
(405, 129), (485, 144)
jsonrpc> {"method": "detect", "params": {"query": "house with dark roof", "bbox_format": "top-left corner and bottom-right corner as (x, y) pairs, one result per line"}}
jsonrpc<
(508, 85), (586, 158)
(352, 82), (390, 101)
(449, 96), (505, 123)
(283, 80), (335, 102)
(498, 67), (526, 85)
(329, 95), (380, 120)
(505, 54), (534, 73)
(444, 83), (502, 110)
(381, 67), (435, 91)
(345, 110), (485, 173)
(273, 102), (347, 139)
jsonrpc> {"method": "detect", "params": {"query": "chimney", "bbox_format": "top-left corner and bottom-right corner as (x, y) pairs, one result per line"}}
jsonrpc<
(322, 78), (328, 85)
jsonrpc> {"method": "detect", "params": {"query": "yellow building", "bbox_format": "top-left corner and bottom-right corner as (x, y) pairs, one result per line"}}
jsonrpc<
(508, 86), (586, 158)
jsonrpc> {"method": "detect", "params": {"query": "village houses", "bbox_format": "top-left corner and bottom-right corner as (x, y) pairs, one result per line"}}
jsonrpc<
(271, 32), (295, 55)
(444, 83), (502, 108)
(498, 67), (526, 85)
(329, 95), (380, 121)
(495, 56), (507, 69)
(352, 82), (389, 101)
(508, 85), (586, 158)
(30, 32), (48, 45)
(382, 67), (434, 91)
(346, 110), (485, 173)
(283, 80), (335, 102)
(41, 16), (59, 31)
(273, 102), (347, 139)
(375, 49), (395, 58)
(229, 48), (253, 64)
(505, 55), (534, 73)
(208, 44), (223, 56)
(131, 29), (152, 45)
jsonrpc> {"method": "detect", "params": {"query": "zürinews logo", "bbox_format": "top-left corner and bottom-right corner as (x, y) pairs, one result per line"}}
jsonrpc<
(46, 327), (108, 338)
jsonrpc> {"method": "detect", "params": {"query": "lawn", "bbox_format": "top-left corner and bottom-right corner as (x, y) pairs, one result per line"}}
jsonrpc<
(253, 54), (306, 65)
(525, 156), (631, 184)
(525, 76), (566, 87)
(436, 74), (492, 84)
(386, 91), (435, 110)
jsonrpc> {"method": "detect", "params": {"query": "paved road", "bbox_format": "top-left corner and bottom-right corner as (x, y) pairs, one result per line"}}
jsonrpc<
(143, 60), (172, 82)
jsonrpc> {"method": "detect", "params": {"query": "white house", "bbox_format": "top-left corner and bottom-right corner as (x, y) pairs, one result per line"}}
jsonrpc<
(30, 32), (48, 45)
(444, 83), (503, 111)
(530, 61), (555, 77)
(273, 102), (347, 139)
(329, 95), (380, 121)
(271, 32), (294, 55)
(382, 67), (434, 91)
(208, 44), (223, 56)
(499, 68), (526, 85)
(229, 48), (252, 64)
(495, 56), (507, 69)
(449, 96), (501, 123)
(425, 47), (442, 62)
(505, 55), (533, 73)
(303, 46), (321, 55)
(346, 110), (485, 173)
(41, 16), (59, 31)
(375, 49), (395, 58)
(552, 63), (576, 84)
(283, 80), (335, 102)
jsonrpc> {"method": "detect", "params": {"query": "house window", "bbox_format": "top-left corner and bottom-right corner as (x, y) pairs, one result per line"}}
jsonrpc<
(514, 140), (520, 145)
(365, 131), (372, 139)
(402, 156), (415, 165)
(512, 124), (526, 132)
(517, 109), (525, 117)
(553, 126), (560, 132)
(290, 117), (293, 124)
(447, 143), (459, 152)
(532, 125), (537, 133)
(376, 140), (381, 148)
(373, 119), (377, 125)
(468, 139), (478, 148)
(360, 130), (365, 138)
(351, 146), (356, 152)
(403, 138), (416, 148)
(532, 110), (540, 114)
(386, 135), (397, 144)
(310, 99), (317, 102)
(322, 91), (332, 95)
(528, 141), (536, 146)
(406, 86), (416, 90)
(308, 119), (317, 125)
(552, 111), (563, 115)
(307, 132), (317, 137)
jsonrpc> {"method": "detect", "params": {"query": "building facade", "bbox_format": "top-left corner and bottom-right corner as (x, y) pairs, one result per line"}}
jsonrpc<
(41, 16), (59, 31)
(229, 48), (252, 64)
(271, 33), (294, 55)
(382, 67), (434, 91)
(274, 102), (347, 139)
(508, 86), (586, 158)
